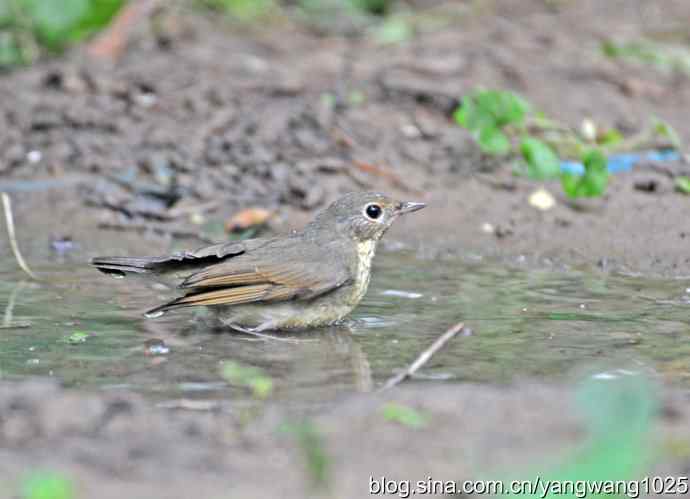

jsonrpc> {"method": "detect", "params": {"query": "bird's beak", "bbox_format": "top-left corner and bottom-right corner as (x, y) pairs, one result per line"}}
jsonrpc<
(397, 201), (426, 215)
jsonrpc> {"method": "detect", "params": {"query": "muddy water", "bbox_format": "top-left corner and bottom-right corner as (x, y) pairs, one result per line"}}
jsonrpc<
(1, 247), (689, 408)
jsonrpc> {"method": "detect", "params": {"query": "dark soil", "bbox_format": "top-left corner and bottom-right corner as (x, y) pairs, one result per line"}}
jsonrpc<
(2, 0), (690, 272)
(2, 1), (690, 497)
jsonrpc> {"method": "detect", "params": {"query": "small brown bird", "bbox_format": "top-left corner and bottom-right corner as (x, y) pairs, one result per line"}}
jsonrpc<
(91, 192), (425, 333)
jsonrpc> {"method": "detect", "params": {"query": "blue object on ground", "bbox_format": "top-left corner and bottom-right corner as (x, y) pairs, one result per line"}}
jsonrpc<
(560, 149), (681, 175)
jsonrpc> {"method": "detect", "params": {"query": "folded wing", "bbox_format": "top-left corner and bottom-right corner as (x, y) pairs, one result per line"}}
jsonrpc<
(145, 239), (352, 316)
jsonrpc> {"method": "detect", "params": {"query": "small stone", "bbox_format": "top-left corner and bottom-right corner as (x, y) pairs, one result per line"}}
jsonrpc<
(26, 150), (42, 163)
(481, 222), (495, 234)
(580, 118), (597, 141)
(144, 339), (170, 356)
(528, 188), (555, 211)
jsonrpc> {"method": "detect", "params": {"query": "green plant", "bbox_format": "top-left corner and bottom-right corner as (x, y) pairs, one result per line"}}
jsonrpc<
(0, 0), (124, 67)
(675, 176), (690, 194)
(22, 472), (74, 499)
(280, 420), (330, 488)
(373, 15), (412, 44)
(382, 402), (429, 429)
(453, 89), (528, 156)
(220, 360), (273, 399)
(61, 330), (90, 345)
(561, 149), (608, 198)
(495, 373), (656, 498)
(653, 119), (681, 150)
(520, 137), (560, 180)
(200, 0), (276, 21)
(454, 88), (680, 198)
(602, 39), (690, 75)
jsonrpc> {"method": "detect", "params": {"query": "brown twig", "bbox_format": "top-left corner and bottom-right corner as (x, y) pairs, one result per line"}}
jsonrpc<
(379, 322), (465, 391)
(1, 282), (31, 329)
(156, 399), (223, 411)
(1, 193), (39, 281)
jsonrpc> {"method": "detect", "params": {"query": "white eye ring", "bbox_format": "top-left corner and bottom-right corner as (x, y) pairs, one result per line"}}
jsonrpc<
(363, 203), (384, 222)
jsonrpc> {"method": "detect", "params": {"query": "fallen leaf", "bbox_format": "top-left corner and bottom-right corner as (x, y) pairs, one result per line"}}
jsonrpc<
(224, 208), (273, 233)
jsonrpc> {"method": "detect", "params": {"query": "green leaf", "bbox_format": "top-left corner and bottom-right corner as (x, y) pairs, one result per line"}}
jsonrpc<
(675, 176), (690, 194)
(22, 472), (74, 499)
(62, 330), (89, 345)
(221, 360), (273, 399)
(454, 89), (529, 133)
(496, 373), (656, 498)
(454, 94), (493, 132)
(23, 0), (91, 50)
(68, 0), (125, 43)
(382, 403), (429, 429)
(0, 0), (11, 26)
(375, 17), (413, 45)
(452, 103), (468, 127)
(600, 40), (620, 58)
(478, 126), (511, 155)
(520, 137), (561, 180)
(207, 0), (275, 21)
(0, 32), (25, 67)
(475, 90), (529, 128)
(279, 421), (330, 488)
(597, 128), (623, 147)
(351, 0), (393, 15)
(653, 119), (681, 150)
(561, 149), (609, 198)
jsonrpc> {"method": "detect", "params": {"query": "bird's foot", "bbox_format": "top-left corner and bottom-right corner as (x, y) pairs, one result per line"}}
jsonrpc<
(227, 323), (315, 343)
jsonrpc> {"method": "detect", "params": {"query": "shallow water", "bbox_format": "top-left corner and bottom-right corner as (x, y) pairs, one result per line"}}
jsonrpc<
(1, 245), (689, 408)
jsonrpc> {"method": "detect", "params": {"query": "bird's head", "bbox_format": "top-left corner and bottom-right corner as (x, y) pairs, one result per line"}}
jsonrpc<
(306, 191), (426, 242)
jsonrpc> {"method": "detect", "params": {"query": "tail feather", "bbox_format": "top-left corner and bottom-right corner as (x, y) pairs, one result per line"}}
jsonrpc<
(90, 256), (165, 276)
(144, 301), (173, 318)
(92, 243), (255, 317)
(91, 241), (254, 279)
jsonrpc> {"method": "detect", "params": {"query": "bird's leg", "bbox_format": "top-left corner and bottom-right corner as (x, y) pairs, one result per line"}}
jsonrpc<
(228, 322), (300, 342)
(228, 322), (316, 343)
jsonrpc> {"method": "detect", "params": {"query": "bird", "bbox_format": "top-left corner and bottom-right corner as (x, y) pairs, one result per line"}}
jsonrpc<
(91, 192), (425, 333)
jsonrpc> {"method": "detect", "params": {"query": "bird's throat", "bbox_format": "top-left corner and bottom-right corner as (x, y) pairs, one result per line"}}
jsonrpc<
(350, 239), (377, 305)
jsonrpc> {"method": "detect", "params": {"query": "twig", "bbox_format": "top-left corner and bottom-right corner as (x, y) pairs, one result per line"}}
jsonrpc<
(4, 281), (23, 327)
(1, 281), (31, 329)
(156, 399), (223, 411)
(379, 322), (465, 391)
(1, 193), (39, 280)
(0, 323), (31, 329)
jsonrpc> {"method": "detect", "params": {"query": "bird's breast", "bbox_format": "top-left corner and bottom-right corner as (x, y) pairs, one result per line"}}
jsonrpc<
(347, 239), (377, 305)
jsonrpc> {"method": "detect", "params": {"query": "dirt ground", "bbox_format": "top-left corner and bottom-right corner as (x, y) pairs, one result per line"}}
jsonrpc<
(2, 378), (690, 499)
(2, 0), (690, 273)
(3, 0), (690, 497)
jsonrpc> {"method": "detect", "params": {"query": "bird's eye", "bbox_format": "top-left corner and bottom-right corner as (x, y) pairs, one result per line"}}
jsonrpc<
(364, 203), (383, 220)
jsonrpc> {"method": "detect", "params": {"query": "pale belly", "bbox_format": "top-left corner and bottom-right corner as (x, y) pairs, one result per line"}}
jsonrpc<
(215, 299), (355, 330)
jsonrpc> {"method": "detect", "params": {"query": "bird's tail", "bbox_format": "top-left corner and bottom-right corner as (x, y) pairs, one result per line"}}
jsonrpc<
(90, 255), (170, 277)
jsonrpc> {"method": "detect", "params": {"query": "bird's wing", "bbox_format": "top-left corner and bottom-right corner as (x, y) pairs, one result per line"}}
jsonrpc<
(146, 239), (353, 314)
